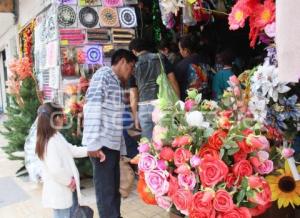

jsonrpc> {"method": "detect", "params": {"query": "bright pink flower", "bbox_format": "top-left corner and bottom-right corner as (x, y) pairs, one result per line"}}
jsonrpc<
(248, 175), (263, 189)
(155, 195), (172, 210)
(145, 170), (169, 196)
(152, 107), (164, 124)
(172, 189), (193, 215)
(174, 148), (192, 167)
(256, 160), (273, 175)
(138, 153), (157, 172)
(228, 0), (252, 30)
(229, 75), (240, 86)
(159, 147), (174, 161)
(213, 190), (234, 212)
(184, 99), (196, 112)
(157, 159), (168, 170)
(190, 155), (201, 167)
(233, 159), (253, 177)
(175, 164), (191, 174)
(178, 171), (196, 190)
(282, 147), (295, 158)
(138, 143), (150, 153)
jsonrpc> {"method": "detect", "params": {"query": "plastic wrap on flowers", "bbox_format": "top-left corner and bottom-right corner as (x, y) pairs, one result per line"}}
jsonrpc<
(137, 81), (276, 217)
(24, 118), (43, 182)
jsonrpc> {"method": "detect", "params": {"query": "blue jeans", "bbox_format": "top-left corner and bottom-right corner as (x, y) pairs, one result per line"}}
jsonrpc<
(138, 104), (155, 139)
(53, 208), (70, 218)
(91, 147), (121, 218)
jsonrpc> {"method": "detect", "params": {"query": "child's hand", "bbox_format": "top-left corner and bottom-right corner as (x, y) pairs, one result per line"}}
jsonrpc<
(68, 177), (76, 192)
(88, 149), (106, 162)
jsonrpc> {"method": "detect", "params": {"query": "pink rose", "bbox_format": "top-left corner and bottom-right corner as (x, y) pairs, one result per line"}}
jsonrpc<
(256, 160), (273, 175)
(152, 125), (167, 150)
(233, 160), (253, 177)
(138, 153), (157, 172)
(168, 174), (179, 198)
(190, 155), (201, 167)
(249, 180), (271, 207)
(175, 164), (190, 174)
(155, 195), (172, 210)
(172, 189), (193, 215)
(199, 156), (229, 187)
(174, 148), (192, 167)
(191, 191), (214, 211)
(145, 170), (169, 196)
(184, 99), (196, 112)
(257, 136), (270, 151)
(152, 107), (164, 124)
(172, 135), (193, 148)
(282, 147), (295, 158)
(218, 207), (251, 218)
(249, 156), (261, 169)
(178, 171), (196, 190)
(213, 190), (234, 212)
(257, 150), (269, 162)
(229, 75), (239, 86)
(157, 159), (168, 170)
(233, 86), (241, 96)
(138, 143), (150, 153)
(246, 135), (269, 151)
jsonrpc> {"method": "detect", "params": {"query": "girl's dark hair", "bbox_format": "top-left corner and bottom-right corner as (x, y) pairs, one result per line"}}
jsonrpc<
(179, 35), (198, 53)
(35, 102), (63, 160)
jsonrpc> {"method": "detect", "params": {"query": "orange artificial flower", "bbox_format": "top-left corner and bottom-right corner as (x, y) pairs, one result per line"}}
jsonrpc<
(137, 173), (157, 205)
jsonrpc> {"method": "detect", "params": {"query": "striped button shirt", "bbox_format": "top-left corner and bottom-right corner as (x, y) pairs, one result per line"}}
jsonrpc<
(82, 66), (126, 154)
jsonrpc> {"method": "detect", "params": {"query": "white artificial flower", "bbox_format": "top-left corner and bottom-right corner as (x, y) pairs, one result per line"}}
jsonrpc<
(251, 62), (290, 102)
(185, 111), (209, 128)
(175, 100), (185, 111)
(248, 95), (268, 123)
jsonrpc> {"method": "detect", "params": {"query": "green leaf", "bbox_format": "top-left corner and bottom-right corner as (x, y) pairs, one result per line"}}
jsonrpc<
(203, 128), (214, 138)
(227, 147), (239, 155)
(236, 190), (246, 205)
(195, 94), (202, 104)
(246, 190), (254, 198)
(187, 89), (198, 99)
(241, 177), (248, 190)
(220, 148), (225, 159)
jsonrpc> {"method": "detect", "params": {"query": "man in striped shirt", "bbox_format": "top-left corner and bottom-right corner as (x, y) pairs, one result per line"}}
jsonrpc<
(82, 49), (137, 218)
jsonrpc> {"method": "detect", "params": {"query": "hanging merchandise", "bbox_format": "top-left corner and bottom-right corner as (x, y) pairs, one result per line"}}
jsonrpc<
(102, 0), (124, 7)
(159, 0), (185, 15)
(58, 5), (78, 27)
(152, 0), (162, 43)
(118, 7), (137, 28)
(78, 6), (99, 28)
(60, 29), (86, 45)
(99, 7), (120, 27)
(45, 41), (59, 68)
(112, 28), (135, 44)
(193, 0), (212, 24)
(183, 2), (197, 26)
(57, 0), (78, 5)
(49, 66), (61, 89)
(87, 28), (111, 44)
(85, 45), (103, 65)
(78, 0), (102, 6)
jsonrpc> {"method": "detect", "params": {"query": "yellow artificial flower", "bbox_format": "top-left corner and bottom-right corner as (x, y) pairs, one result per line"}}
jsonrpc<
(266, 161), (300, 209)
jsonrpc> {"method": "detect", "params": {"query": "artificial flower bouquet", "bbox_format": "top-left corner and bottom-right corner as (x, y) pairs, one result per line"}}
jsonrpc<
(137, 79), (275, 217)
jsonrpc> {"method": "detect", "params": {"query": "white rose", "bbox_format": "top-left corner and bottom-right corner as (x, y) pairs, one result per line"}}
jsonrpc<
(175, 100), (185, 111)
(185, 111), (209, 128)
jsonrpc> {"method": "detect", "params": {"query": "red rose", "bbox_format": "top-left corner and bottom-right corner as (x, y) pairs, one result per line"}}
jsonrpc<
(207, 130), (227, 150)
(199, 145), (219, 159)
(199, 156), (229, 187)
(189, 207), (215, 218)
(218, 116), (231, 129)
(242, 129), (253, 136)
(159, 147), (174, 161)
(233, 150), (247, 163)
(174, 148), (192, 167)
(248, 175), (263, 189)
(237, 207), (251, 218)
(168, 174), (179, 198)
(225, 173), (238, 188)
(249, 202), (272, 217)
(249, 180), (271, 206)
(237, 140), (252, 154)
(213, 190), (234, 212)
(233, 160), (253, 177)
(191, 191), (214, 211)
(172, 189), (193, 215)
(172, 135), (193, 148)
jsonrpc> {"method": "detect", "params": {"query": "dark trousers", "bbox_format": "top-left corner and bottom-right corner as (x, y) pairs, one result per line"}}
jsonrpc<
(90, 147), (121, 218)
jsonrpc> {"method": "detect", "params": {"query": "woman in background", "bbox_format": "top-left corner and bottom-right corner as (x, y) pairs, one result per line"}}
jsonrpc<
(35, 102), (88, 218)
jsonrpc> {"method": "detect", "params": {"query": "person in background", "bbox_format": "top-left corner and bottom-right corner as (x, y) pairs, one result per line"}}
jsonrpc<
(212, 49), (235, 101)
(175, 35), (211, 100)
(82, 49), (137, 218)
(157, 40), (181, 65)
(129, 38), (180, 139)
(35, 102), (88, 218)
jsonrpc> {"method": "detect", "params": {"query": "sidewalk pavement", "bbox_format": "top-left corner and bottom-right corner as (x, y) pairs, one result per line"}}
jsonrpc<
(0, 115), (169, 218)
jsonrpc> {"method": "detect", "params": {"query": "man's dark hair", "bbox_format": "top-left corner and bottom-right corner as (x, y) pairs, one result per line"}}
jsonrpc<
(128, 38), (149, 52)
(179, 35), (198, 53)
(111, 49), (137, 66)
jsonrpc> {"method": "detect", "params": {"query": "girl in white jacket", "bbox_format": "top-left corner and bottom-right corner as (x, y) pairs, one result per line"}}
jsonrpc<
(35, 103), (88, 218)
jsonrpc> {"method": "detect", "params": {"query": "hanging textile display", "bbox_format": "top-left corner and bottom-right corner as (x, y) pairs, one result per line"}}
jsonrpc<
(118, 7), (137, 28)
(183, 1), (196, 26)
(60, 29), (86, 45)
(78, 6), (99, 28)
(87, 28), (111, 44)
(124, 0), (138, 5)
(79, 0), (102, 6)
(112, 28), (135, 44)
(57, 0), (77, 4)
(102, 0), (124, 7)
(58, 5), (78, 27)
(85, 45), (103, 65)
(99, 7), (120, 27)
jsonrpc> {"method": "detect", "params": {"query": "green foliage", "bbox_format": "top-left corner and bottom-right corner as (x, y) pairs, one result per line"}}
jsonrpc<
(0, 78), (40, 159)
